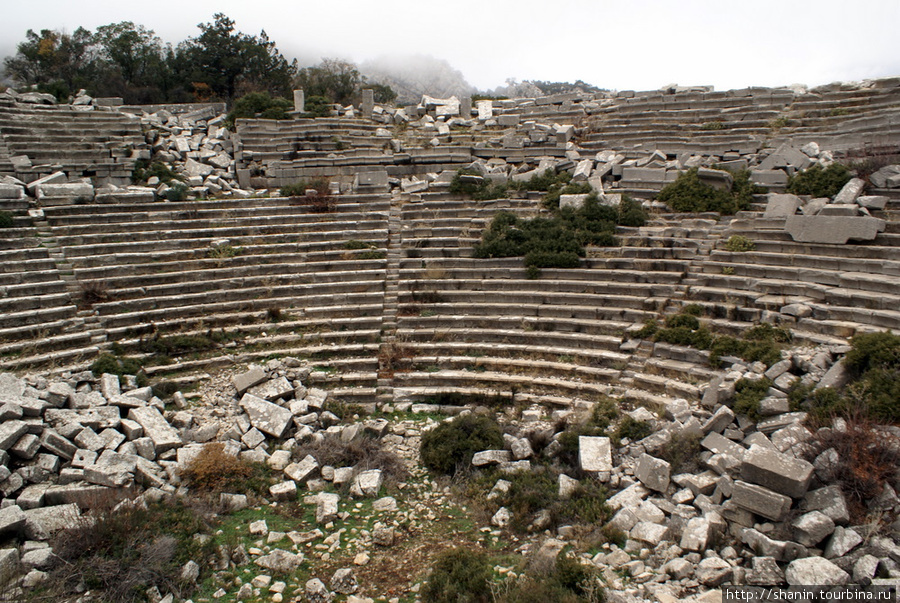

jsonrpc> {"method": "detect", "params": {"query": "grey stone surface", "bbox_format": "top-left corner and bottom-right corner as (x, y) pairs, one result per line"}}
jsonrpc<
(634, 453), (671, 493)
(246, 377), (294, 402)
(791, 510), (835, 546)
(833, 177), (866, 204)
(578, 436), (611, 472)
(316, 492), (340, 524)
(350, 469), (382, 497)
(785, 556), (850, 586)
(731, 480), (792, 521)
(740, 444), (813, 498)
(629, 521), (669, 546)
(764, 193), (802, 218)
(128, 406), (182, 452)
(232, 366), (267, 395)
(824, 526), (863, 559)
(238, 393), (293, 438)
(680, 516), (711, 551)
(472, 450), (511, 467)
(284, 454), (319, 484)
(255, 549), (303, 573)
(785, 215), (886, 244)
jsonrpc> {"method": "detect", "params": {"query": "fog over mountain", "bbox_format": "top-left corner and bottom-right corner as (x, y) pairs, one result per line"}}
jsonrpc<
(361, 55), (476, 104)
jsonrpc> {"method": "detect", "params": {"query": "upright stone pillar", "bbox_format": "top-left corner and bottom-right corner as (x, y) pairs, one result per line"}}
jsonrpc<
(293, 89), (305, 113)
(460, 96), (472, 118)
(361, 89), (374, 118)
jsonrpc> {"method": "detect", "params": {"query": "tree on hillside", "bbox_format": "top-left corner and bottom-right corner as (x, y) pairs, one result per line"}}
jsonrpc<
(178, 13), (297, 101)
(92, 22), (175, 103)
(3, 27), (96, 99)
(295, 58), (362, 105)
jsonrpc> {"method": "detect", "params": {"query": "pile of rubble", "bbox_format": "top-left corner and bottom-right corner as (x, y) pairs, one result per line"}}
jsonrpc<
(0, 359), (403, 598)
(0, 336), (898, 600)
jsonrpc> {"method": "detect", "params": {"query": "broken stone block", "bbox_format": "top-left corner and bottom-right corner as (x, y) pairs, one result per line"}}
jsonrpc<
(128, 407), (182, 452)
(0, 505), (26, 536)
(331, 567), (358, 595)
(350, 470), (383, 497)
(472, 450), (511, 466)
(696, 556), (733, 587)
(284, 455), (319, 484)
(785, 556), (850, 586)
(785, 215), (886, 244)
(801, 485), (849, 524)
(0, 421), (28, 451)
(680, 516), (711, 551)
(824, 526), (862, 559)
(764, 193), (802, 218)
(833, 177), (866, 204)
(316, 492), (340, 524)
(634, 453), (671, 493)
(233, 366), (267, 395)
(747, 556), (786, 585)
(731, 480), (792, 521)
(255, 549), (303, 573)
(791, 510), (835, 547)
(629, 522), (669, 546)
(701, 405), (735, 434)
(578, 436), (611, 473)
(238, 393), (293, 438)
(269, 481), (298, 502)
(10, 434), (40, 460)
(697, 167), (734, 191)
(740, 444), (813, 498)
(38, 430), (77, 460)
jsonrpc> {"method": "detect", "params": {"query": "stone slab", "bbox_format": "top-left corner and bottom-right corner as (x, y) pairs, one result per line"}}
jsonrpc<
(784, 215), (886, 244)
(239, 394), (293, 438)
(741, 444), (813, 498)
(127, 407), (182, 452)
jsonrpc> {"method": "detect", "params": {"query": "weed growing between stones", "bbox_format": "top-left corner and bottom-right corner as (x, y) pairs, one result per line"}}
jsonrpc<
(79, 279), (111, 307)
(292, 436), (409, 489)
(732, 377), (774, 420)
(724, 235), (755, 252)
(131, 159), (183, 185)
(0, 210), (15, 228)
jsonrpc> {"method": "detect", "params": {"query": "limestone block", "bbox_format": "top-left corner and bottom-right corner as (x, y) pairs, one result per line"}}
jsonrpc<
(233, 366), (267, 395)
(128, 407), (182, 452)
(763, 193), (802, 218)
(750, 169), (789, 187)
(824, 526), (862, 559)
(833, 177), (866, 204)
(269, 481), (298, 502)
(696, 556), (733, 587)
(350, 469), (382, 497)
(255, 549), (303, 573)
(791, 510), (835, 546)
(246, 377), (294, 402)
(785, 215), (886, 244)
(802, 485), (849, 524)
(629, 521), (669, 546)
(785, 557), (850, 586)
(472, 450), (510, 466)
(606, 482), (649, 511)
(747, 556), (786, 585)
(315, 492), (340, 524)
(238, 393), (293, 438)
(0, 421), (28, 451)
(697, 167), (733, 191)
(731, 480), (792, 521)
(578, 436), (611, 472)
(284, 454), (319, 484)
(635, 453), (671, 493)
(857, 195), (888, 210)
(559, 193), (589, 210)
(701, 405), (735, 435)
(740, 444), (813, 498)
(0, 548), (19, 585)
(0, 505), (26, 536)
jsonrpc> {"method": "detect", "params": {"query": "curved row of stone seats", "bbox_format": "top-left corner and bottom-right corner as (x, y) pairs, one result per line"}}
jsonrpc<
(691, 207), (900, 338)
(0, 100), (146, 184)
(36, 196), (391, 374)
(387, 192), (717, 404)
(0, 226), (97, 368)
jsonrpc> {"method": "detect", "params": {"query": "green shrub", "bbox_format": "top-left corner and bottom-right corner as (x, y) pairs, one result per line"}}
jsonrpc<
(789, 382), (849, 420)
(614, 416), (653, 443)
(344, 239), (372, 250)
(497, 553), (602, 603)
(617, 195), (648, 227)
(421, 548), (492, 603)
(132, 160), (182, 185)
(225, 92), (292, 128)
(90, 354), (143, 379)
(787, 163), (852, 198)
(658, 432), (703, 473)
(634, 319), (659, 339)
(303, 95), (332, 118)
(280, 177), (331, 198)
(844, 331), (900, 376)
(733, 378), (773, 420)
(164, 183), (189, 201)
(137, 334), (221, 357)
(420, 414), (504, 475)
(656, 167), (763, 215)
(0, 211), (13, 228)
(682, 304), (704, 316)
(725, 235), (755, 252)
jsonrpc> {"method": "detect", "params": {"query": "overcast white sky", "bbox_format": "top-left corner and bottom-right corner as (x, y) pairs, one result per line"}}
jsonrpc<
(2, 0), (899, 92)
